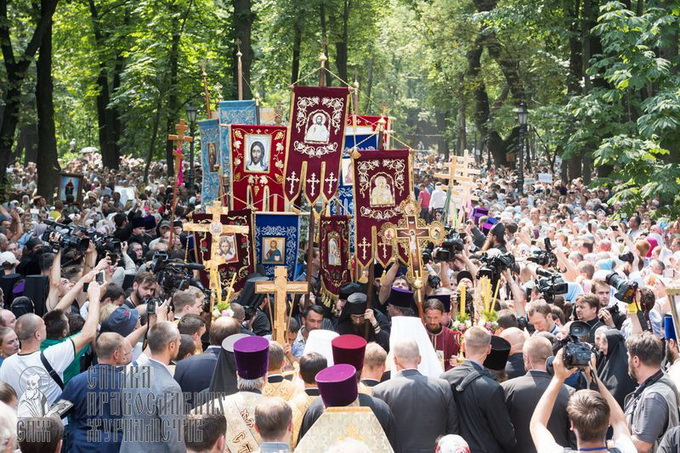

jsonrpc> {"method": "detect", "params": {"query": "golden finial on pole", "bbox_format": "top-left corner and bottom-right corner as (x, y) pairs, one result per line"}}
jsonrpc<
(254, 92), (261, 106)
(319, 53), (327, 87)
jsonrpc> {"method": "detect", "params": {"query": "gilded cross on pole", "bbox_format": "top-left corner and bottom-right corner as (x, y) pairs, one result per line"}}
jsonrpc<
(255, 266), (309, 345)
(384, 199), (445, 320)
(183, 200), (249, 314)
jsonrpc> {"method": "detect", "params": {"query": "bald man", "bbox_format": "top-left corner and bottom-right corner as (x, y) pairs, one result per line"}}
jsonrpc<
(372, 339), (458, 453)
(500, 327), (528, 379)
(441, 327), (515, 453)
(501, 337), (574, 453)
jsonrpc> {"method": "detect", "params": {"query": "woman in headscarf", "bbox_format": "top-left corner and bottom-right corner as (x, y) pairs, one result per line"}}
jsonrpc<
(595, 327), (637, 408)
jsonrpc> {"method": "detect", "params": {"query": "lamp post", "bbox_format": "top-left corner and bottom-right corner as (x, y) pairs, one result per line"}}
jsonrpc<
(516, 102), (528, 195)
(185, 103), (198, 198)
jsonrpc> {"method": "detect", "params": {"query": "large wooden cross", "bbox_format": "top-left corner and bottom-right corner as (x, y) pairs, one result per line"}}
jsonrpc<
(255, 266), (309, 345)
(183, 199), (249, 313)
(168, 119), (193, 149)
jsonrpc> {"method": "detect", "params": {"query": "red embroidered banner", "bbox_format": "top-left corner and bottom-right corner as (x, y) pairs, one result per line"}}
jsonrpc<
(319, 215), (352, 308)
(230, 125), (287, 212)
(352, 150), (411, 268)
(284, 86), (350, 204)
(192, 210), (254, 293)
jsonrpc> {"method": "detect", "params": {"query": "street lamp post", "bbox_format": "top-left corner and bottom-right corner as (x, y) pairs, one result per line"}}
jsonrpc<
(185, 103), (198, 198)
(516, 102), (528, 195)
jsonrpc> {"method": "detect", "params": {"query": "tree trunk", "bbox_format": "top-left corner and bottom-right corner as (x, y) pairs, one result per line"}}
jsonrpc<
(233, 0), (254, 99)
(0, 0), (59, 198)
(436, 111), (449, 159)
(363, 49), (374, 113)
(456, 101), (466, 156)
(334, 0), (350, 83)
(291, 13), (302, 84)
(35, 10), (59, 199)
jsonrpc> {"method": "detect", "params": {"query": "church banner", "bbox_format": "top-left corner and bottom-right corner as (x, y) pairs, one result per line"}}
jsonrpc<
(230, 125), (287, 211)
(192, 209), (254, 293)
(319, 215), (352, 309)
(254, 213), (301, 280)
(353, 150), (411, 268)
(284, 85), (350, 204)
(198, 119), (221, 204)
(218, 100), (259, 206)
(345, 114), (391, 148)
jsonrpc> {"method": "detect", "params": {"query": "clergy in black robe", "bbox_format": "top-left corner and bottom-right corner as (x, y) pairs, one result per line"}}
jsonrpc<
(297, 364), (398, 451)
(334, 293), (390, 352)
(440, 327), (516, 453)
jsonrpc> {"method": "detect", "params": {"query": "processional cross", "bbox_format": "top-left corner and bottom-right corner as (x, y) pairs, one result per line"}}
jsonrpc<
(255, 266), (309, 345)
(435, 149), (480, 225)
(183, 200), (249, 313)
(385, 199), (445, 320)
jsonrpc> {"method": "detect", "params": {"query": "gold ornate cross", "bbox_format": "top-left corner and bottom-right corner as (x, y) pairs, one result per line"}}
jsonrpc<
(255, 266), (309, 345)
(183, 199), (249, 313)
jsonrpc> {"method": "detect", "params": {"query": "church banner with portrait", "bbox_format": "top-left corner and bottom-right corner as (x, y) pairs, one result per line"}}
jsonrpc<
(352, 150), (412, 268)
(199, 119), (221, 204)
(254, 213), (301, 280)
(192, 209), (255, 293)
(230, 125), (287, 212)
(319, 215), (351, 309)
(218, 100), (259, 206)
(284, 85), (350, 204)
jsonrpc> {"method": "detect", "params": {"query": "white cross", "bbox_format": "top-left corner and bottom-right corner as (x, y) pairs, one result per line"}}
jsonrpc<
(378, 238), (389, 259)
(307, 173), (320, 197)
(287, 171), (300, 195)
(358, 236), (370, 261)
(325, 172), (338, 193)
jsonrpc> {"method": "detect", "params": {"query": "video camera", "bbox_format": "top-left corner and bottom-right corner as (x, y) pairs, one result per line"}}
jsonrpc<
(546, 321), (594, 375)
(527, 238), (558, 268)
(149, 251), (209, 310)
(41, 220), (90, 254)
(605, 271), (638, 304)
(422, 230), (466, 263)
(477, 250), (518, 283)
(535, 268), (568, 303)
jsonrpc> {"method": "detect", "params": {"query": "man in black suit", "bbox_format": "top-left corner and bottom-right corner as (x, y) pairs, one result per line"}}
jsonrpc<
(440, 326), (516, 453)
(372, 338), (459, 453)
(174, 317), (240, 407)
(501, 336), (574, 453)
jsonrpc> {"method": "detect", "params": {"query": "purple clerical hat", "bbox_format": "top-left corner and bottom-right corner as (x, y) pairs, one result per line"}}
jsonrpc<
(233, 336), (269, 379)
(316, 364), (358, 407)
(332, 334), (367, 372)
(388, 287), (414, 309)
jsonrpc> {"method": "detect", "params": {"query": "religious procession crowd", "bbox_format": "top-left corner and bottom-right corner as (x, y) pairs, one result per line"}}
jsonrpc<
(1, 152), (680, 453)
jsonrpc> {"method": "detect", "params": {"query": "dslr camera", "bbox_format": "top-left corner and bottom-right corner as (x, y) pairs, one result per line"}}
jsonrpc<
(605, 271), (638, 304)
(547, 321), (594, 374)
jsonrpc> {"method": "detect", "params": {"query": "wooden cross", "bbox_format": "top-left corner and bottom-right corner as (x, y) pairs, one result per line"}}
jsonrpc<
(183, 199), (250, 313)
(255, 266), (309, 345)
(168, 119), (193, 147)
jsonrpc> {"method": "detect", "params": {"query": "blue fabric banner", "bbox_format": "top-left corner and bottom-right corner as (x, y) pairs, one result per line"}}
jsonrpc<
(198, 119), (221, 204)
(218, 100), (259, 207)
(254, 213), (301, 280)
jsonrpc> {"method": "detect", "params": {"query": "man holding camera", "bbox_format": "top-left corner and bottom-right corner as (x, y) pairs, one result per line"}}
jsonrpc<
(574, 295), (605, 343)
(624, 332), (679, 453)
(530, 348), (636, 453)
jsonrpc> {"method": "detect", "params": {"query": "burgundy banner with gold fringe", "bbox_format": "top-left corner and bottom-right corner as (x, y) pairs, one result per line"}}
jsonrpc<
(319, 215), (352, 309)
(230, 125), (287, 212)
(352, 150), (411, 268)
(192, 209), (254, 293)
(284, 85), (350, 204)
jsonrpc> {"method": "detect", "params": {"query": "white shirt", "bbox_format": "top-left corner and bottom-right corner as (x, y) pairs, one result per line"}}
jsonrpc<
(0, 339), (75, 405)
(429, 189), (447, 210)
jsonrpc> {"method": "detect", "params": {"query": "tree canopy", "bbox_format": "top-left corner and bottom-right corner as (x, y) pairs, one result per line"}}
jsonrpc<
(1, 0), (679, 216)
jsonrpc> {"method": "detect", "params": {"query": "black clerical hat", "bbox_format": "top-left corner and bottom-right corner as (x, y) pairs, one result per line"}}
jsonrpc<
(483, 335), (511, 371)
